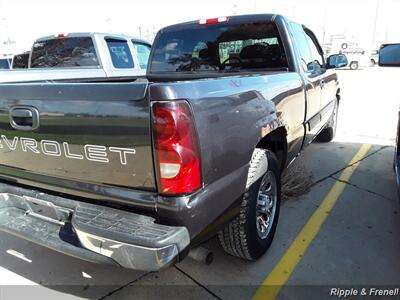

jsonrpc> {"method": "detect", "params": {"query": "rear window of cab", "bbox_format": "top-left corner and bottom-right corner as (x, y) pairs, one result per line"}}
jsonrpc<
(31, 37), (99, 68)
(149, 21), (288, 74)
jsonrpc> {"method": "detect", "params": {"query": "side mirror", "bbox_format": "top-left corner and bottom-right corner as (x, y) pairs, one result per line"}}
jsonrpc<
(379, 43), (400, 67)
(327, 54), (348, 69)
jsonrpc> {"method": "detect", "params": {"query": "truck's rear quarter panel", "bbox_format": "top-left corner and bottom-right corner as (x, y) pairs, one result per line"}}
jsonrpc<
(152, 73), (306, 239)
(151, 73), (305, 185)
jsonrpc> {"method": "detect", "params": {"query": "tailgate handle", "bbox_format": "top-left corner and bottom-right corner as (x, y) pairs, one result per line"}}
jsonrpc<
(9, 106), (40, 131)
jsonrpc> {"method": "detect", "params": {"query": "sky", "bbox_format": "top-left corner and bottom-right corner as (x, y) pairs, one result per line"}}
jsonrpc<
(0, 0), (400, 55)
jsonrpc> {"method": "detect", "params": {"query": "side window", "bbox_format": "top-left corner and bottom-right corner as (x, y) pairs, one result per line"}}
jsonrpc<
(290, 23), (314, 73)
(12, 54), (29, 69)
(106, 38), (134, 69)
(132, 42), (151, 69)
(304, 31), (324, 72)
(0, 59), (10, 69)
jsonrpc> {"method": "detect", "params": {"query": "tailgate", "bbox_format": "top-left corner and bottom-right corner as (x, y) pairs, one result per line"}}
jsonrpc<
(0, 82), (156, 200)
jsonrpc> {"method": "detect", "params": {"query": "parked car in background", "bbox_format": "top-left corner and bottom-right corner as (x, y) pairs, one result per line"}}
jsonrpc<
(0, 14), (347, 271)
(379, 43), (400, 197)
(11, 52), (30, 69)
(326, 53), (348, 69)
(370, 49), (379, 66)
(339, 42), (368, 70)
(0, 56), (12, 69)
(340, 50), (367, 70)
(0, 33), (151, 83)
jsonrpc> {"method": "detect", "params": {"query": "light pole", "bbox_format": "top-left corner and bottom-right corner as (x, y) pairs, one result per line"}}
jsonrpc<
(322, 7), (327, 45)
(105, 18), (112, 32)
(0, 17), (7, 55)
(0, 0), (2, 53)
(292, 4), (296, 19)
(372, 0), (379, 49)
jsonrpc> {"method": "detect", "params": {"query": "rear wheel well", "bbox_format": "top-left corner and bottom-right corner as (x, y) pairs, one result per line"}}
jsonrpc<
(256, 127), (287, 171)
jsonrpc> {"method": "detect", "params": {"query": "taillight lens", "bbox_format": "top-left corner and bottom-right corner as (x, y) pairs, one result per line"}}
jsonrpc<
(152, 101), (202, 195)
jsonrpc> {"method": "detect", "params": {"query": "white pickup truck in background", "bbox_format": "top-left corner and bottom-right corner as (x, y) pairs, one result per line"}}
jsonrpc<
(0, 32), (151, 82)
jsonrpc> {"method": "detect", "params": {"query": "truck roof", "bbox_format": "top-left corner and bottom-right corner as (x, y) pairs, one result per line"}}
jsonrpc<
(35, 32), (151, 45)
(0, 54), (13, 59)
(159, 14), (286, 31)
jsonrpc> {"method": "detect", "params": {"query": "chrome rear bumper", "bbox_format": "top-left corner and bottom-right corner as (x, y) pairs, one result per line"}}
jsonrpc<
(0, 182), (189, 271)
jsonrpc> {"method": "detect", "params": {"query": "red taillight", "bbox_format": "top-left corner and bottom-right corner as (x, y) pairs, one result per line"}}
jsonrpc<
(55, 33), (68, 38)
(152, 101), (202, 195)
(198, 17), (229, 25)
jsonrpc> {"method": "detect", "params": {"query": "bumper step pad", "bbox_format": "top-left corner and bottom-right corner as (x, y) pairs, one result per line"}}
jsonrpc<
(72, 204), (190, 270)
(0, 206), (117, 265)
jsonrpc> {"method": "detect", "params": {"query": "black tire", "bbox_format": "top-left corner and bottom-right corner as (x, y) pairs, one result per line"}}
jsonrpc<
(218, 150), (281, 260)
(349, 61), (359, 70)
(316, 100), (338, 142)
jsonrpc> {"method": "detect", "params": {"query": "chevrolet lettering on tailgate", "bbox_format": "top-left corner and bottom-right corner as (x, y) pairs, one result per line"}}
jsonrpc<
(0, 135), (136, 165)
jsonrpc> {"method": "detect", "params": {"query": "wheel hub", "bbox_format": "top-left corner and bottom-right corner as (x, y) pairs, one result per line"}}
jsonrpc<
(256, 171), (277, 239)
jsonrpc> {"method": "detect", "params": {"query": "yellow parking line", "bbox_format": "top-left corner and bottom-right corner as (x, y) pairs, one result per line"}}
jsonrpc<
(253, 144), (371, 300)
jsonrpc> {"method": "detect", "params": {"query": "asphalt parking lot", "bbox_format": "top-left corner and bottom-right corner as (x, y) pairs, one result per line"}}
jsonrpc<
(1, 67), (400, 300)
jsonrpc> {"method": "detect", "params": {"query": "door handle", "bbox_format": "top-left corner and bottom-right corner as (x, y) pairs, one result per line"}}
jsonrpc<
(11, 109), (33, 118)
(9, 106), (40, 131)
(320, 80), (325, 89)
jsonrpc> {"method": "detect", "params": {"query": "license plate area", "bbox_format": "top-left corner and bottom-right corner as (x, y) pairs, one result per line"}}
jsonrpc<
(23, 196), (71, 225)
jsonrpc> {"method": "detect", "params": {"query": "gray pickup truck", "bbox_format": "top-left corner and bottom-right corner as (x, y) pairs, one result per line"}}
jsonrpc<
(0, 14), (346, 271)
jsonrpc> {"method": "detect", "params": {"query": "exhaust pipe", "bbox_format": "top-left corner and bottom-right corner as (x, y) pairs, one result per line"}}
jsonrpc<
(188, 247), (214, 265)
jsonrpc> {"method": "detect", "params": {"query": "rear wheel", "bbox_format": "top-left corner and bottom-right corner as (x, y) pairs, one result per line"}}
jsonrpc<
(316, 100), (338, 142)
(370, 59), (376, 66)
(218, 149), (281, 260)
(349, 61), (359, 70)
